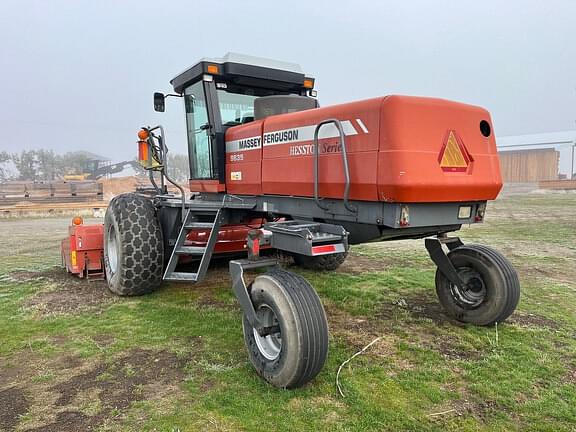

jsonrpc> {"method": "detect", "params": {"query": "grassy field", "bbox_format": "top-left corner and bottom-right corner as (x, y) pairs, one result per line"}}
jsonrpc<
(0, 193), (575, 431)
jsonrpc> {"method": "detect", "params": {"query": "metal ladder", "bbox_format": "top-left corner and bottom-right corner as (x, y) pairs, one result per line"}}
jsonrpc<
(163, 208), (225, 282)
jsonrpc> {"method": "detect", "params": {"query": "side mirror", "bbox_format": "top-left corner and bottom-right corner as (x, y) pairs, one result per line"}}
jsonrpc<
(153, 92), (165, 112)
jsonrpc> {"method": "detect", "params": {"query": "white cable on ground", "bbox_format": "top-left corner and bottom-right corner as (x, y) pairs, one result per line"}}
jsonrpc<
(336, 336), (382, 397)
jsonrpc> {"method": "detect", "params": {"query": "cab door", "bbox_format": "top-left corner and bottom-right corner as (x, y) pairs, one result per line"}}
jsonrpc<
(184, 80), (225, 192)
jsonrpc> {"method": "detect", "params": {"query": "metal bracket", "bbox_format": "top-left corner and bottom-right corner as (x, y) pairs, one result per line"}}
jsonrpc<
(246, 229), (271, 260)
(229, 258), (278, 335)
(264, 220), (348, 257)
(424, 236), (466, 289)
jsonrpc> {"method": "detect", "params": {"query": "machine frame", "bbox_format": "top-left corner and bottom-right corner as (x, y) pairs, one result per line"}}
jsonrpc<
(94, 53), (520, 389)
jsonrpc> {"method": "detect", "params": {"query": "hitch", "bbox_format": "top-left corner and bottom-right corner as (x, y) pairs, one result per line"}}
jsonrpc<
(425, 236), (466, 289)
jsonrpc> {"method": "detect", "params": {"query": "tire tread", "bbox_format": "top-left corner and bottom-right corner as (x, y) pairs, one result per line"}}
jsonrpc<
(436, 244), (520, 326)
(104, 193), (163, 296)
(266, 269), (328, 388)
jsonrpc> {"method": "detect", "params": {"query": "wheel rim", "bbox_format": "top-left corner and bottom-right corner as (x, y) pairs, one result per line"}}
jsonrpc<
(449, 267), (487, 309)
(252, 305), (282, 361)
(107, 224), (119, 275)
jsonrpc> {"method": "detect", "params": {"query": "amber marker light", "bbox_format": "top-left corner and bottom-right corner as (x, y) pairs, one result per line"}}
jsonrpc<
(138, 140), (149, 163)
(207, 64), (219, 74)
(138, 129), (149, 140)
(72, 216), (83, 226)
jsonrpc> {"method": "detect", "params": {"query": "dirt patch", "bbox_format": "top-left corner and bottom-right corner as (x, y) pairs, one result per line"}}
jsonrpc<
(26, 411), (100, 432)
(565, 368), (576, 385)
(325, 304), (410, 370)
(508, 312), (560, 330)
(52, 348), (186, 408)
(21, 348), (188, 432)
(428, 399), (502, 422)
(0, 360), (29, 389)
(430, 337), (483, 361)
(0, 387), (29, 431)
(22, 267), (114, 317)
(460, 399), (501, 421)
(98, 176), (184, 201)
(330, 296), (484, 364)
(337, 254), (388, 274)
(326, 304), (380, 340)
(90, 335), (115, 348)
(375, 293), (463, 327)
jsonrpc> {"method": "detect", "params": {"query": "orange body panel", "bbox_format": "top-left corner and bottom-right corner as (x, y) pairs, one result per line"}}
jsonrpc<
(377, 96), (502, 202)
(261, 98), (381, 201)
(226, 120), (264, 195)
(223, 95), (502, 203)
(189, 179), (226, 193)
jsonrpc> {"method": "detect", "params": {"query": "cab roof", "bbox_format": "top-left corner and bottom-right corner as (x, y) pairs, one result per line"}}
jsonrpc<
(170, 52), (314, 94)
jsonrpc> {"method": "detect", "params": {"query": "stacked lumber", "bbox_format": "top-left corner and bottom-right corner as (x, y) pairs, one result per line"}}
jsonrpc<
(0, 180), (103, 205)
(538, 180), (576, 190)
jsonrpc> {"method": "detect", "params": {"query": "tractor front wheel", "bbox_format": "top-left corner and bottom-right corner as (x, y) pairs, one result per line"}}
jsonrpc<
(435, 244), (520, 326)
(242, 269), (329, 389)
(104, 193), (164, 296)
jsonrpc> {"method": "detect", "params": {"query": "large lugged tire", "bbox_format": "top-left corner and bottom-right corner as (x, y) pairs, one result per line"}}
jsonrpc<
(435, 244), (520, 326)
(104, 193), (164, 296)
(242, 269), (329, 389)
(293, 251), (348, 271)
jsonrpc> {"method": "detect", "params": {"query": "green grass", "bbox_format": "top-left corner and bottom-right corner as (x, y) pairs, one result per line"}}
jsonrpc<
(0, 194), (575, 431)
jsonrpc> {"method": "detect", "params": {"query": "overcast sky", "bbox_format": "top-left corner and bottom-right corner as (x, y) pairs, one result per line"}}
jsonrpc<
(1, 0), (575, 162)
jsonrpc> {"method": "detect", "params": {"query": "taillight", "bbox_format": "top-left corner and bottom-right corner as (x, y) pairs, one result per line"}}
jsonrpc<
(399, 205), (410, 227)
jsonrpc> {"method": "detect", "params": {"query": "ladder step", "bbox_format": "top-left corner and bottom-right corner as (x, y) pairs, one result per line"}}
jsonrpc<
(184, 222), (215, 229)
(175, 246), (206, 255)
(164, 272), (198, 282)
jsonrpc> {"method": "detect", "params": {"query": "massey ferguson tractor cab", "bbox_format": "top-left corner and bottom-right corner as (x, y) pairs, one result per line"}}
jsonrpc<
(100, 53), (519, 389)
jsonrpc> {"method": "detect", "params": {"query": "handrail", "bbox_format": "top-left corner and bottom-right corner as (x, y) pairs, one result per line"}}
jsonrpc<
(148, 125), (186, 222)
(312, 119), (357, 213)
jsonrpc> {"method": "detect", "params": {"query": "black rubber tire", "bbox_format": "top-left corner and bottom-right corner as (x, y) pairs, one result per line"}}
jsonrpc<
(104, 193), (164, 296)
(435, 244), (520, 326)
(293, 251), (348, 271)
(242, 269), (329, 389)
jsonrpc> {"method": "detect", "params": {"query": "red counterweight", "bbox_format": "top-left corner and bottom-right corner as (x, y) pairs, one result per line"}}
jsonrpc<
(61, 217), (105, 279)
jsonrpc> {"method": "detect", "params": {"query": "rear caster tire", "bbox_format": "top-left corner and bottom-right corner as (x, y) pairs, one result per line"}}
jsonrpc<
(104, 193), (164, 296)
(292, 251), (348, 271)
(242, 269), (329, 389)
(435, 244), (520, 326)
